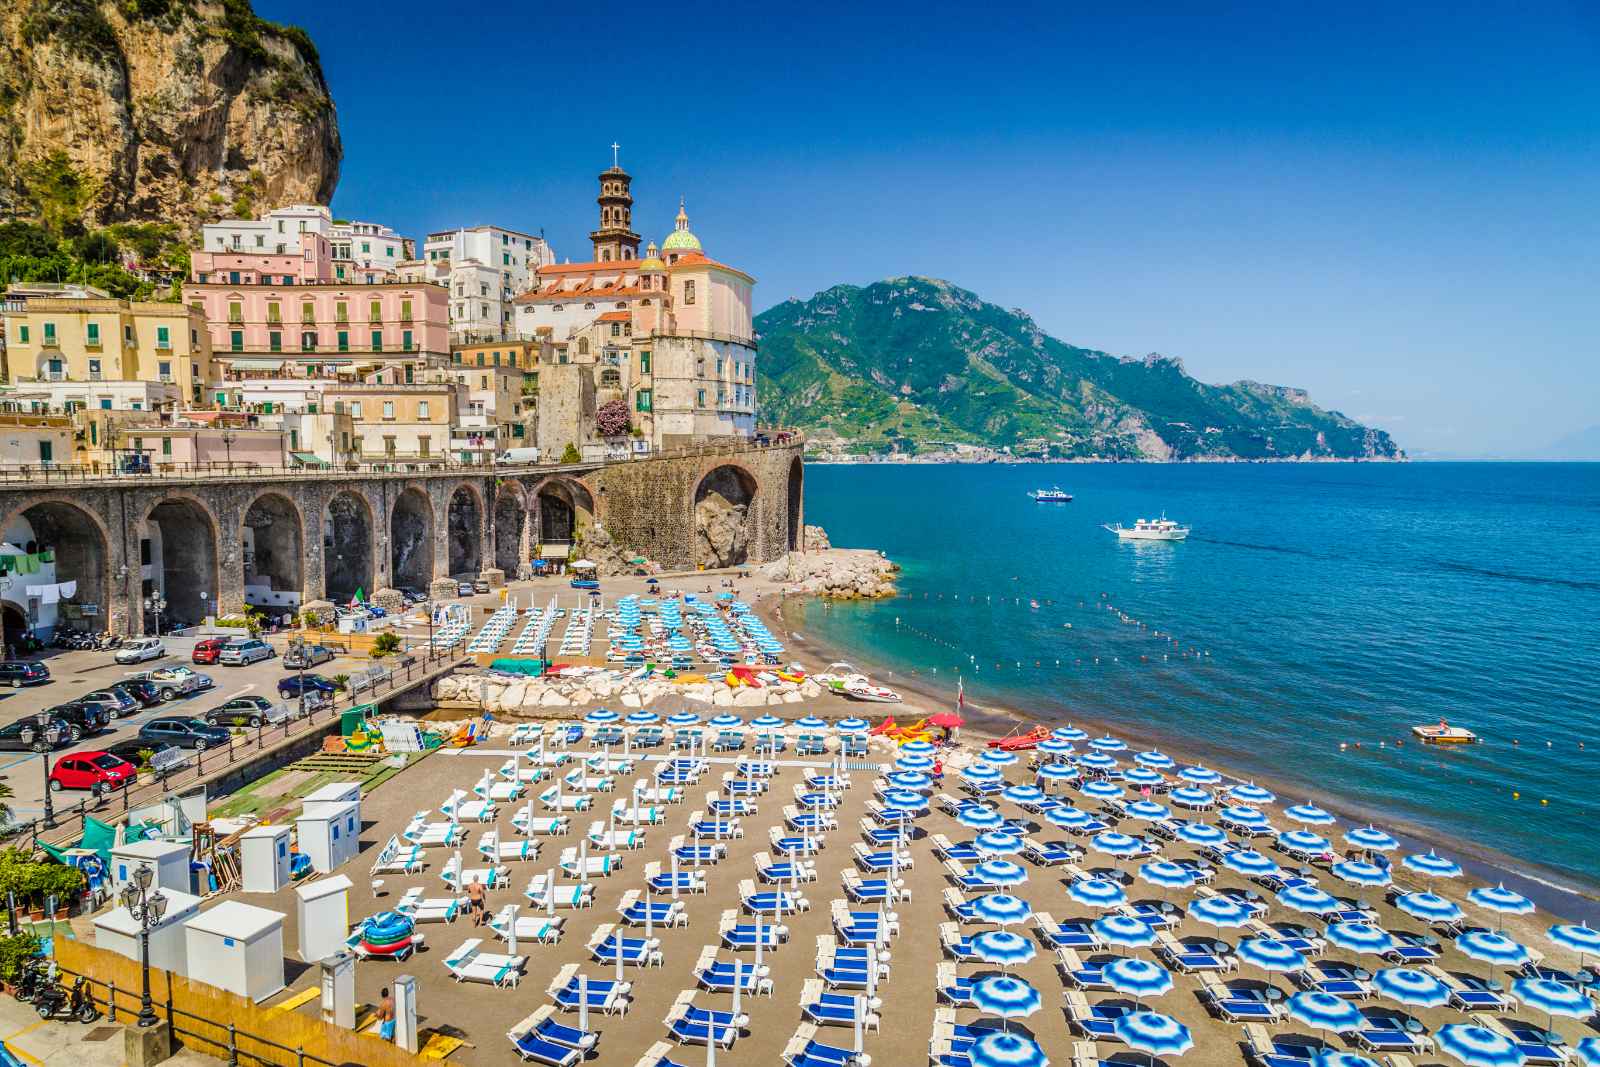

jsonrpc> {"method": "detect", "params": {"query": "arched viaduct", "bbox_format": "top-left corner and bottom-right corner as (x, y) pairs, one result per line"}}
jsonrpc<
(0, 444), (803, 637)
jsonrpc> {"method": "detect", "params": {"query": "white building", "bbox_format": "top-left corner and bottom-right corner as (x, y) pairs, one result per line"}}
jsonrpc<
(200, 206), (413, 281)
(418, 225), (554, 343)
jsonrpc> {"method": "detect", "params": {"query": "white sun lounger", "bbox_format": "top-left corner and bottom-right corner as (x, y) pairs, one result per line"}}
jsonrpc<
(489, 904), (564, 944)
(402, 814), (465, 848)
(512, 803), (572, 835)
(396, 886), (464, 924)
(476, 772), (526, 802)
(539, 786), (594, 812)
(443, 937), (526, 987)
(499, 758), (547, 785)
(440, 788), (498, 823)
(634, 783), (684, 804)
(371, 835), (426, 874)
(442, 853), (510, 891)
(587, 823), (645, 850)
(524, 874), (595, 909)
(479, 830), (542, 863)
(558, 848), (623, 878)
(611, 801), (666, 825)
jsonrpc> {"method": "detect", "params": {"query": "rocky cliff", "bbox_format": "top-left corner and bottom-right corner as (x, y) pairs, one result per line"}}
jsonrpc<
(0, 0), (340, 236)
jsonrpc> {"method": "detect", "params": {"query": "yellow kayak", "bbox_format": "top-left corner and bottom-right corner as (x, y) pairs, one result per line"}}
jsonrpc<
(673, 673), (709, 685)
(724, 671), (743, 687)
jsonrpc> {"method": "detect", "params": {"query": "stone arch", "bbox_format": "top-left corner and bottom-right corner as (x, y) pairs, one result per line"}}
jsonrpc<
(323, 490), (374, 603)
(787, 456), (804, 552)
(0, 499), (110, 638)
(241, 491), (303, 604)
(533, 477), (595, 547)
(447, 483), (483, 578)
(144, 495), (220, 626)
(493, 484), (527, 576)
(693, 464), (759, 569)
(389, 487), (434, 594)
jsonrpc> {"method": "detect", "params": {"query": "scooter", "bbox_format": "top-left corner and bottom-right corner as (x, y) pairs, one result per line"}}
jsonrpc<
(12, 958), (47, 1003)
(34, 974), (97, 1023)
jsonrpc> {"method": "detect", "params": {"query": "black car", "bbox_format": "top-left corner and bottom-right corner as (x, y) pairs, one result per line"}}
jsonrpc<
(277, 674), (337, 699)
(111, 680), (164, 709)
(0, 660), (49, 688)
(44, 701), (108, 743)
(76, 688), (140, 721)
(137, 716), (231, 751)
(102, 737), (179, 766)
(204, 696), (284, 728)
(282, 643), (336, 670)
(0, 716), (66, 752)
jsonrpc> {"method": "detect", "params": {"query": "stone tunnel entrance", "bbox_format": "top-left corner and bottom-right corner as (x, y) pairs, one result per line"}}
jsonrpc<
(242, 493), (303, 605)
(494, 488), (526, 575)
(447, 486), (482, 579)
(324, 491), (373, 604)
(146, 498), (218, 627)
(787, 455), (803, 551)
(694, 465), (758, 569)
(390, 488), (433, 594)
(2, 501), (108, 640)
(536, 479), (592, 548)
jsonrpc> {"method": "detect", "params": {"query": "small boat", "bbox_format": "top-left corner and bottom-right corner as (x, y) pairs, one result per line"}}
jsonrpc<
(1103, 515), (1190, 541)
(843, 681), (902, 704)
(1030, 487), (1073, 502)
(1412, 721), (1480, 744)
(987, 725), (1048, 750)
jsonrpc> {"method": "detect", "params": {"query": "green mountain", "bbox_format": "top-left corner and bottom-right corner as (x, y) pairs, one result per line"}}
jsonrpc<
(755, 277), (1403, 461)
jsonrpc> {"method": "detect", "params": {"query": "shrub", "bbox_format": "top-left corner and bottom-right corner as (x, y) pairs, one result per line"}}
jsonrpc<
(0, 933), (40, 982)
(371, 632), (400, 658)
(596, 398), (629, 438)
(331, 674), (349, 692)
(559, 442), (581, 464)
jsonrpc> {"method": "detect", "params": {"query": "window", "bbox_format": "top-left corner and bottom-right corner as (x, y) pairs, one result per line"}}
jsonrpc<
(350, 401), (363, 419)
(697, 388), (706, 408)
(88, 358), (101, 378)
(578, 338), (589, 356)
(502, 253), (510, 266)
(361, 242), (370, 253)
(452, 351), (462, 364)
(335, 301), (348, 323)
(46, 358), (62, 378)
(370, 299), (382, 322)
(230, 330), (243, 352)
(158, 361), (172, 380)
(228, 271), (240, 284)
(636, 389), (652, 413)
(38, 441), (52, 464)
(716, 358), (724, 375)
(640, 350), (651, 374)
(610, 323), (621, 337)
(269, 331), (282, 352)
(493, 351), (501, 367)
(85, 322), (100, 346)
(155, 326), (170, 349)
(418, 400), (430, 419)
(43, 322), (56, 345)
(196, 272), (208, 283)
(455, 284), (463, 297)
(301, 331), (317, 351)
(404, 364), (413, 384)
(161, 437), (172, 457)
(337, 330), (349, 352)
(302, 302), (315, 323)
(15, 326), (26, 344)
(402, 329), (413, 351)
(382, 401), (395, 420)
(371, 330), (383, 350)
(684, 281), (696, 305)
(480, 375), (488, 389)
(400, 299), (412, 322)
(476, 353), (484, 367)
(267, 301), (281, 323)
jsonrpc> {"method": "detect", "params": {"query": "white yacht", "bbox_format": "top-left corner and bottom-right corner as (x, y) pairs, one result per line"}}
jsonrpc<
(1029, 487), (1073, 502)
(1103, 515), (1191, 541)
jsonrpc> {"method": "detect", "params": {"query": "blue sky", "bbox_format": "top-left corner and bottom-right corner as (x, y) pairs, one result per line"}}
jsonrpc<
(260, 0), (1599, 456)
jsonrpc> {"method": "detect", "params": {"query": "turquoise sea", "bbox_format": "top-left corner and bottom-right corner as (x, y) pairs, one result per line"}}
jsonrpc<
(797, 463), (1600, 890)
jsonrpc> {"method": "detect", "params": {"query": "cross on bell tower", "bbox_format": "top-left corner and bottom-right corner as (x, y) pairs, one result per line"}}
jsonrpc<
(590, 146), (641, 263)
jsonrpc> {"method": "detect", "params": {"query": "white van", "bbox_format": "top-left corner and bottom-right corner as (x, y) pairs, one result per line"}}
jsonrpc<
(496, 447), (541, 465)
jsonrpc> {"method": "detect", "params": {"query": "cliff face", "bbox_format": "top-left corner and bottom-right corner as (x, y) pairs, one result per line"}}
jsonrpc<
(0, 0), (340, 236)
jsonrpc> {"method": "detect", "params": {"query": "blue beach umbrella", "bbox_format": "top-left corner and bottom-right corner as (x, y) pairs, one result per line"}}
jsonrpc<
(963, 763), (1003, 783)
(1469, 885), (1535, 928)
(1511, 977), (1592, 1021)
(1052, 726), (1089, 742)
(1220, 805), (1270, 830)
(1549, 923), (1600, 962)
(1394, 892), (1464, 925)
(958, 805), (1007, 831)
(970, 929), (1038, 966)
(1175, 822), (1227, 847)
(969, 895), (1034, 928)
(836, 718), (870, 733)
(584, 708), (620, 724)
(1236, 938), (1307, 973)
(1227, 782), (1276, 805)
(1044, 806), (1094, 831)
(1179, 765), (1222, 785)
(1456, 931), (1531, 968)
(1187, 895), (1253, 929)
(1222, 850), (1280, 878)
(667, 712), (700, 726)
(887, 771), (933, 791)
(1095, 915), (1157, 950)
(1139, 861), (1197, 892)
(708, 713), (744, 729)
(1576, 1038), (1600, 1067)
(1312, 1054), (1380, 1067)
(1091, 831), (1144, 859)
(1286, 991), (1365, 1033)
(1036, 737), (1076, 758)
(973, 859), (1029, 887)
(795, 716), (828, 731)
(751, 714), (785, 730)
(1081, 779), (1125, 801)
(881, 789), (928, 813)
(1077, 752), (1120, 772)
(1277, 884), (1340, 915)
(1114, 1011), (1192, 1061)
(1331, 860), (1392, 888)
(1345, 826), (1400, 853)
(1325, 923), (1396, 956)
(966, 1031), (1050, 1067)
(625, 710), (660, 725)
(981, 748), (1019, 767)
(895, 754), (936, 772)
(1135, 750), (1175, 770)
(1068, 877), (1127, 909)
(1002, 785), (1047, 807)
(1285, 802), (1336, 826)
(1123, 767), (1165, 789)
(1278, 830), (1331, 854)
(901, 740), (937, 755)
(1403, 850), (1463, 881)
(1090, 735), (1128, 753)
(1103, 956), (1173, 999)
(1434, 1024), (1528, 1067)
(970, 974), (1042, 1020)
(1037, 763), (1080, 784)
(1373, 967), (1450, 1008)
(974, 831), (1025, 857)
(1168, 786), (1214, 809)
(1125, 800), (1171, 823)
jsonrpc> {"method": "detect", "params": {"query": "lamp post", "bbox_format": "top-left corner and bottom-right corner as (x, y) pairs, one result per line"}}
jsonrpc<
(220, 426), (236, 474)
(145, 594), (167, 639)
(120, 863), (168, 1028)
(37, 713), (56, 828)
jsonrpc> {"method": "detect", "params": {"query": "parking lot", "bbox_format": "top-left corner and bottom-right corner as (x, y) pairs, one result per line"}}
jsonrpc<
(0, 631), (373, 820)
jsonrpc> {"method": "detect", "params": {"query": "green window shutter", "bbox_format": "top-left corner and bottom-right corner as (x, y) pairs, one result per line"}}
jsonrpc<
(230, 330), (243, 351)
(16, 326), (26, 343)
(338, 330), (349, 352)
(371, 330), (383, 350)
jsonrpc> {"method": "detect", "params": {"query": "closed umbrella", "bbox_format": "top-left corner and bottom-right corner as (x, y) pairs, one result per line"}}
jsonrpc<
(1434, 1023), (1528, 1067)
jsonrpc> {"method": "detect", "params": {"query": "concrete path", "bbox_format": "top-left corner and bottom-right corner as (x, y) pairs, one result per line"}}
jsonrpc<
(0, 991), (221, 1066)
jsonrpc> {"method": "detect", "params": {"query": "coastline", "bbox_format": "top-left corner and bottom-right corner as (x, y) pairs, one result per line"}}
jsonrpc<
(757, 587), (1600, 925)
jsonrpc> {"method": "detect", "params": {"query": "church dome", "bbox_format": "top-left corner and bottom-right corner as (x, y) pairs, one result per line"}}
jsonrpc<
(661, 198), (702, 253)
(639, 241), (666, 272)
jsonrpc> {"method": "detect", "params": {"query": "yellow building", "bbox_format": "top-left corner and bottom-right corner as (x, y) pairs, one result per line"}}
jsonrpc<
(323, 374), (460, 463)
(3, 292), (214, 406)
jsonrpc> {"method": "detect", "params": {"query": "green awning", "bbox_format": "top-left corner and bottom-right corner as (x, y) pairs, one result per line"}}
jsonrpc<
(229, 358), (285, 371)
(290, 451), (330, 467)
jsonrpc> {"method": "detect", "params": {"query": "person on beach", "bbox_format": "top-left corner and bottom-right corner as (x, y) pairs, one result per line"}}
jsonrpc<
(377, 987), (395, 1041)
(467, 880), (487, 925)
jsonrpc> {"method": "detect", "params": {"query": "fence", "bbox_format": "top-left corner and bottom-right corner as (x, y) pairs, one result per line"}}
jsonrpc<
(56, 939), (428, 1067)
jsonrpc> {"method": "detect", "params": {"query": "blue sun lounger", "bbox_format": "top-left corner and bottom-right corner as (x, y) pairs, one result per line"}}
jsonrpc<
(1294, 959), (1372, 999)
(783, 1035), (857, 1067)
(724, 778), (765, 796)
(796, 790), (839, 810)
(1064, 958), (1110, 990)
(756, 857), (812, 883)
(1065, 993), (1135, 1040)
(933, 837), (981, 862)
(507, 1009), (597, 1061)
(648, 871), (702, 895)
(854, 850), (906, 874)
(619, 899), (681, 926)
(1495, 1019), (1569, 1065)
(672, 844), (725, 864)
(1382, 931), (1441, 964)
(1037, 917), (1100, 950)
(1125, 902), (1181, 930)
(845, 878), (899, 904)
(665, 999), (744, 1047)
(1351, 1012), (1431, 1054)
(937, 970), (975, 1006)
(771, 834), (823, 857)
(508, 1032), (581, 1066)
(722, 920), (786, 950)
(801, 987), (877, 1029)
(1023, 839), (1080, 866)
(695, 955), (771, 995)
(548, 972), (630, 1013)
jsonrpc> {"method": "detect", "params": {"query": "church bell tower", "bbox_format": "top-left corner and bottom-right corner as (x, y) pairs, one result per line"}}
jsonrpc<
(590, 144), (641, 262)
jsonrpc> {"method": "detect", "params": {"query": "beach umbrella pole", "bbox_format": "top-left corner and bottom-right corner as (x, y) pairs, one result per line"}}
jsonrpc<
(671, 853), (681, 900)
(546, 866), (556, 917)
(578, 973), (588, 1033)
(506, 904), (518, 955)
(853, 994), (863, 1053)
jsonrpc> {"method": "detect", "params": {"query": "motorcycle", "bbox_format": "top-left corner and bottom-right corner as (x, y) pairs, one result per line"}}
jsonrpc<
(12, 958), (47, 1003)
(34, 974), (97, 1023)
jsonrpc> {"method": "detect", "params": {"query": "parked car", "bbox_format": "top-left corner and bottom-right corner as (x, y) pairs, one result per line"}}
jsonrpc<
(472, 578), (490, 594)
(283, 643), (335, 670)
(0, 660), (49, 688)
(457, 581), (474, 597)
(277, 674), (337, 700)
(102, 737), (178, 767)
(137, 717), (231, 751)
(75, 688), (139, 722)
(218, 639), (274, 666)
(191, 637), (227, 665)
(114, 638), (166, 665)
(111, 680), (164, 709)
(0, 716), (65, 752)
(45, 701), (110, 742)
(140, 665), (214, 700)
(204, 696), (288, 729)
(48, 751), (136, 794)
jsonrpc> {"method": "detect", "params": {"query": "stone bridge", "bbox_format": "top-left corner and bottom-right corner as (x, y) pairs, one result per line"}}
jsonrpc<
(0, 443), (803, 638)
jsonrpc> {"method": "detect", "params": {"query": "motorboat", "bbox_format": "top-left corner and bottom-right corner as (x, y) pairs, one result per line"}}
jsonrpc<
(1030, 487), (1073, 502)
(1411, 721), (1480, 744)
(1103, 515), (1190, 541)
(843, 681), (901, 704)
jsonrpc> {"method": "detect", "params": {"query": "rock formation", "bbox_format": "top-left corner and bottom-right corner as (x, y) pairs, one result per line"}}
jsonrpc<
(694, 466), (754, 568)
(759, 548), (898, 600)
(0, 0), (341, 236)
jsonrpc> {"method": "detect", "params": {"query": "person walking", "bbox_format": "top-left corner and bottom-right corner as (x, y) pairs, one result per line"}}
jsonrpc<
(377, 987), (395, 1042)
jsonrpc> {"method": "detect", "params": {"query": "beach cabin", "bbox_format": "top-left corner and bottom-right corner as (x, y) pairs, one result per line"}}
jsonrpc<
(296, 800), (359, 874)
(294, 875), (352, 963)
(302, 783), (362, 819)
(239, 825), (292, 894)
(94, 889), (202, 975)
(184, 902), (286, 1002)
(111, 839), (191, 894)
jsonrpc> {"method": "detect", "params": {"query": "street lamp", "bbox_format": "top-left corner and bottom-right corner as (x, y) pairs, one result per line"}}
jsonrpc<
(119, 864), (168, 1028)
(145, 594), (167, 638)
(36, 713), (55, 829)
(220, 426), (236, 473)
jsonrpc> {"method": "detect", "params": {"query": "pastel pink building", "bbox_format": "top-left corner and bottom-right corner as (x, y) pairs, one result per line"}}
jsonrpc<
(190, 232), (336, 286)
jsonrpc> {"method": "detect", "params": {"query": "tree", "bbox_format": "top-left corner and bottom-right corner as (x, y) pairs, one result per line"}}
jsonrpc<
(371, 632), (400, 658)
(0, 222), (57, 258)
(560, 442), (581, 464)
(72, 230), (119, 264)
(595, 398), (630, 438)
(0, 778), (11, 826)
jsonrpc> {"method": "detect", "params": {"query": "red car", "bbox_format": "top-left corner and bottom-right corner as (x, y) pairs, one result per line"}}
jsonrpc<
(48, 751), (136, 794)
(192, 637), (226, 665)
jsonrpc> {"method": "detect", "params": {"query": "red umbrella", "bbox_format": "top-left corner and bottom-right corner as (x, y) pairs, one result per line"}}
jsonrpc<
(929, 712), (965, 729)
